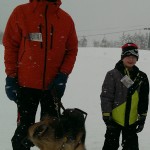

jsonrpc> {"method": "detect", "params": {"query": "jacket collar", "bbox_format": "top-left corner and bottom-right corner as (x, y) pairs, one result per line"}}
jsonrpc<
(115, 60), (139, 79)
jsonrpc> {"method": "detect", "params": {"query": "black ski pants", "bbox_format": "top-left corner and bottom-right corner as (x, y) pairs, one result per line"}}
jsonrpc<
(11, 87), (59, 150)
(102, 123), (139, 150)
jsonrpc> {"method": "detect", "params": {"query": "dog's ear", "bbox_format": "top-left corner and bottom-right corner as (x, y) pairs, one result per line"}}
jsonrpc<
(33, 124), (49, 137)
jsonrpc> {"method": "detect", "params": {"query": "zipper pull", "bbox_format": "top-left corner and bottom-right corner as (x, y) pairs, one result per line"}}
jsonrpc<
(39, 24), (43, 48)
(50, 25), (54, 49)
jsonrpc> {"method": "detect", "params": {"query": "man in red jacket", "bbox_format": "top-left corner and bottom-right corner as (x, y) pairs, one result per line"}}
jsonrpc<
(3, 0), (78, 150)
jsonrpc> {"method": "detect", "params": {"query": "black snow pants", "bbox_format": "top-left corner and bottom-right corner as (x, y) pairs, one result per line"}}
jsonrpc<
(11, 87), (59, 150)
(102, 123), (139, 150)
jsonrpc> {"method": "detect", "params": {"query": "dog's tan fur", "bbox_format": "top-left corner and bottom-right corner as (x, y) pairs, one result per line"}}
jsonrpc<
(28, 115), (86, 150)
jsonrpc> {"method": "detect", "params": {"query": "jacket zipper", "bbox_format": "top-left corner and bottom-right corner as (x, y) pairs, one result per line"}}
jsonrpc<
(125, 95), (132, 126)
(42, 4), (48, 89)
(124, 70), (131, 126)
(50, 25), (54, 49)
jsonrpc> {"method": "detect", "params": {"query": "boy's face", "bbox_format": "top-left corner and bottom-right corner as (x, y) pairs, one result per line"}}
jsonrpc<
(122, 55), (137, 69)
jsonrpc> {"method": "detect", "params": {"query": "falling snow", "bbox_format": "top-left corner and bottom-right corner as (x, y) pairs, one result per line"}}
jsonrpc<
(0, 45), (150, 149)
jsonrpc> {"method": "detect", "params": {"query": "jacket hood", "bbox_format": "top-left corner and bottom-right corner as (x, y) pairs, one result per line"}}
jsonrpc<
(29, 0), (62, 14)
(29, 0), (62, 5)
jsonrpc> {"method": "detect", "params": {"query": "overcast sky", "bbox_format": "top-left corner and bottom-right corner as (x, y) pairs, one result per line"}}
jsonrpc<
(1, 0), (150, 41)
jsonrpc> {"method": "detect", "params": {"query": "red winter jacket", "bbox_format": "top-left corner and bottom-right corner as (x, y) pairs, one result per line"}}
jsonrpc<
(3, 0), (78, 90)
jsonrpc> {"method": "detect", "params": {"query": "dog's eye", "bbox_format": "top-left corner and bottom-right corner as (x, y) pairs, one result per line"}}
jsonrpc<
(33, 124), (48, 137)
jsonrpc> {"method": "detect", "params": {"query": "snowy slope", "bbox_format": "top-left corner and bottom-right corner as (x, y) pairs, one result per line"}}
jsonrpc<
(0, 45), (150, 149)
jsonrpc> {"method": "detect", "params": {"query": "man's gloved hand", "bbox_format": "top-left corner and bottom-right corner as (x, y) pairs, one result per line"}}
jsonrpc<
(48, 72), (68, 99)
(5, 76), (18, 102)
(136, 114), (146, 133)
(102, 113), (115, 129)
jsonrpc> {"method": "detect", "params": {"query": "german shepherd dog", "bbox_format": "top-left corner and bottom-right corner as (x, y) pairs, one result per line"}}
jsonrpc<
(28, 108), (87, 150)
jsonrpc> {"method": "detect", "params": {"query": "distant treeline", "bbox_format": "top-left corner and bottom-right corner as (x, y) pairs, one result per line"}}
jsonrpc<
(1, 31), (150, 50)
(78, 32), (150, 50)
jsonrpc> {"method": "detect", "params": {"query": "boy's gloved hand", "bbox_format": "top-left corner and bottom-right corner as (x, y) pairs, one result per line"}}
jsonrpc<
(136, 114), (146, 133)
(5, 76), (18, 102)
(48, 72), (68, 99)
(102, 113), (115, 129)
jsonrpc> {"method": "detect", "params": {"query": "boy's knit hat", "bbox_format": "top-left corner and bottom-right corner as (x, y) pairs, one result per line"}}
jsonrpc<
(121, 43), (139, 60)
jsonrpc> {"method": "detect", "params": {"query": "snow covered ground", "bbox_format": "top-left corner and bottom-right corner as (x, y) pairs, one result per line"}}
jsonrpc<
(0, 44), (150, 150)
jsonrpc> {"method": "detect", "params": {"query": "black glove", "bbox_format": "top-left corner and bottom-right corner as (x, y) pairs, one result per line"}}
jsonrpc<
(5, 76), (18, 102)
(103, 113), (115, 129)
(48, 72), (68, 99)
(136, 115), (146, 133)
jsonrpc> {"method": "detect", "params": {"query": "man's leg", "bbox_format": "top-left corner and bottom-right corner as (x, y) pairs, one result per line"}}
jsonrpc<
(11, 87), (40, 150)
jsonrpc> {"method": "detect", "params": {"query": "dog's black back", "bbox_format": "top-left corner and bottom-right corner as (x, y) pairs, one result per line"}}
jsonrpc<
(55, 108), (86, 143)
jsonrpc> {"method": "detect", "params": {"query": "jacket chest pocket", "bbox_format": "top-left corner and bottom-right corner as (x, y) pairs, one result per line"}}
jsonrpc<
(29, 32), (43, 49)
